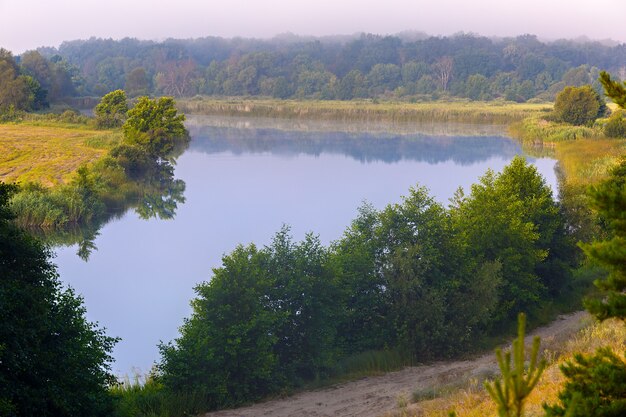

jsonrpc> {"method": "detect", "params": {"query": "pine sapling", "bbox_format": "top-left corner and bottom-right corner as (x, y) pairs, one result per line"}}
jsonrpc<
(484, 313), (546, 417)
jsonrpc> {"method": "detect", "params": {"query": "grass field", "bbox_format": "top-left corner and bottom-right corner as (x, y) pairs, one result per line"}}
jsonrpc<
(178, 98), (552, 124)
(0, 123), (121, 187)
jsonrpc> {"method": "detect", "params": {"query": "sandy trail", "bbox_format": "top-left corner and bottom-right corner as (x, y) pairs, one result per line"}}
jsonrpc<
(204, 311), (589, 417)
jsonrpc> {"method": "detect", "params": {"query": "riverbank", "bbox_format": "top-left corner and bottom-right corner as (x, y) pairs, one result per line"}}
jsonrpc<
(178, 98), (551, 124)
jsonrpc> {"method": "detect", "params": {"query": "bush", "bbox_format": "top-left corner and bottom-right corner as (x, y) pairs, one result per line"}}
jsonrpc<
(603, 110), (626, 138)
(554, 85), (607, 126)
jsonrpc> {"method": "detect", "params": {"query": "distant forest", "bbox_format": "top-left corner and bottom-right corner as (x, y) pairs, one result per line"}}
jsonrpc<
(4, 33), (626, 108)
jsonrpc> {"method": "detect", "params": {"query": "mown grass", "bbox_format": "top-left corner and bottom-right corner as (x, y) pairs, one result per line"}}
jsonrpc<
(178, 98), (551, 124)
(0, 122), (122, 187)
(384, 317), (625, 417)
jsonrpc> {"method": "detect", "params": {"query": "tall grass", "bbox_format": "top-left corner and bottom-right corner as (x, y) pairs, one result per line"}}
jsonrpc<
(509, 117), (601, 145)
(554, 138), (626, 186)
(110, 376), (214, 417)
(178, 98), (551, 124)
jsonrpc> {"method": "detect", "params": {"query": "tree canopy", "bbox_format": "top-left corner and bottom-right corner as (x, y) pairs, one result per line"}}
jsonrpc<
(94, 89), (128, 128)
(122, 96), (188, 158)
(553, 85), (606, 126)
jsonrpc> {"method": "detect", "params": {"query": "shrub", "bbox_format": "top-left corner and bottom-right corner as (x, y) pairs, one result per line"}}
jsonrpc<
(603, 110), (626, 138)
(554, 85), (607, 126)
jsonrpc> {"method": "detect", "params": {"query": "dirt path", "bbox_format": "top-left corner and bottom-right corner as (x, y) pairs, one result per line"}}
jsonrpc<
(203, 311), (589, 417)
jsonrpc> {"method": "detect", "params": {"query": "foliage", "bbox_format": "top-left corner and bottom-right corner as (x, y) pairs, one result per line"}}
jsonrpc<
(581, 158), (626, 321)
(450, 156), (573, 320)
(543, 348), (626, 417)
(484, 313), (546, 417)
(599, 71), (626, 109)
(0, 182), (117, 417)
(154, 157), (573, 411)
(159, 228), (341, 408)
(33, 34), (626, 101)
(510, 117), (600, 145)
(123, 96), (189, 158)
(603, 109), (626, 138)
(553, 85), (606, 126)
(94, 89), (128, 128)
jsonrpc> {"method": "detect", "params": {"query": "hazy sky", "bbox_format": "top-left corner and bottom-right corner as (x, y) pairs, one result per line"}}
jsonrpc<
(1, 0), (625, 53)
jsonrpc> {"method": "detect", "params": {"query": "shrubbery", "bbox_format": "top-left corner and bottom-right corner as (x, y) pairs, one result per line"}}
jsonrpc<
(154, 157), (575, 411)
(553, 85), (606, 126)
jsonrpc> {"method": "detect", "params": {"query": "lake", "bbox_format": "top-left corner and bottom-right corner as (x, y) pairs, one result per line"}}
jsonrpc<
(53, 116), (558, 376)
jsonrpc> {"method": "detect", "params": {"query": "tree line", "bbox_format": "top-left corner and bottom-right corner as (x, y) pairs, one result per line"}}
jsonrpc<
(0, 48), (77, 114)
(16, 33), (626, 102)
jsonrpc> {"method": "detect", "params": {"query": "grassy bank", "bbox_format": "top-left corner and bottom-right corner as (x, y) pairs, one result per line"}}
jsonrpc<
(178, 98), (551, 124)
(0, 122), (121, 187)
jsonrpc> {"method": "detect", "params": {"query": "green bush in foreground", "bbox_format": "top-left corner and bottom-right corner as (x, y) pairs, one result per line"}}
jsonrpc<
(0, 183), (117, 417)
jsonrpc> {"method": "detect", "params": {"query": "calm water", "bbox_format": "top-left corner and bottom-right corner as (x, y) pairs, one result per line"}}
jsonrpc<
(53, 116), (558, 376)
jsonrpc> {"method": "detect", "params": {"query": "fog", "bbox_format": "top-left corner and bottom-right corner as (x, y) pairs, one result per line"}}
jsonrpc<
(1, 0), (625, 54)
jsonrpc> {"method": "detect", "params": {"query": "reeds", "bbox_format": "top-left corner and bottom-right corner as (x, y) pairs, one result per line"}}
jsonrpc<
(178, 98), (551, 124)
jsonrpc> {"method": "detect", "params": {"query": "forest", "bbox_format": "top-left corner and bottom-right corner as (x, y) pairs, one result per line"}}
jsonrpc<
(2, 33), (626, 113)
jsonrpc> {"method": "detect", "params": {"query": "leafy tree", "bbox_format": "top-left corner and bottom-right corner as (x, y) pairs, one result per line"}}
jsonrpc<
(451, 156), (571, 320)
(553, 85), (606, 126)
(159, 244), (279, 408)
(123, 96), (189, 159)
(0, 183), (117, 417)
(465, 73), (491, 100)
(581, 158), (626, 321)
(125, 67), (151, 97)
(94, 89), (128, 128)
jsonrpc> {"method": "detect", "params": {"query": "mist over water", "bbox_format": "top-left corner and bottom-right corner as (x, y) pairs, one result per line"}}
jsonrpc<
(53, 117), (557, 376)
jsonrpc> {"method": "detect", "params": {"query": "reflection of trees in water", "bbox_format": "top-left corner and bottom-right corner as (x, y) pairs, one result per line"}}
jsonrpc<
(39, 160), (186, 261)
(188, 126), (523, 165)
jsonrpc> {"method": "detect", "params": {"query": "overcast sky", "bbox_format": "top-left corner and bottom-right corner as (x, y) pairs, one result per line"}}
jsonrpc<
(1, 0), (625, 54)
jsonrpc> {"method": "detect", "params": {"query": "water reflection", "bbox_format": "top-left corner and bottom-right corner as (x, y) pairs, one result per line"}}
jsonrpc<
(40, 159), (186, 260)
(187, 117), (519, 166)
(52, 116), (558, 375)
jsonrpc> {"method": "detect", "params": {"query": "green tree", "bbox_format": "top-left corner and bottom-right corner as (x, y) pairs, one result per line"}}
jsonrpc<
(465, 73), (491, 100)
(124, 67), (151, 97)
(553, 85), (606, 126)
(598, 71), (626, 108)
(451, 157), (571, 320)
(0, 183), (117, 417)
(544, 348), (626, 417)
(123, 96), (189, 159)
(94, 89), (128, 128)
(581, 158), (626, 321)
(159, 244), (279, 408)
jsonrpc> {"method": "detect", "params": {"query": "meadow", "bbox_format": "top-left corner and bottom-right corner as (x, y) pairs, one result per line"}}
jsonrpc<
(0, 122), (121, 187)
